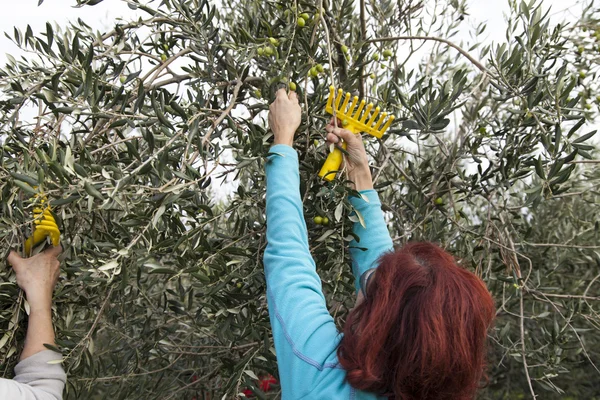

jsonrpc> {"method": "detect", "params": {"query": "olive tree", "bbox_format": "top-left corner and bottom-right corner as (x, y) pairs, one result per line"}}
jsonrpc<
(0, 0), (599, 398)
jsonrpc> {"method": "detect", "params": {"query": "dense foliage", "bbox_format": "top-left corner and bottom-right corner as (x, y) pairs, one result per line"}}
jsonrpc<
(1, 0), (599, 398)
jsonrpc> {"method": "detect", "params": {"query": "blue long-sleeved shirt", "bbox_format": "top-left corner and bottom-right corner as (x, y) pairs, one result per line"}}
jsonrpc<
(264, 144), (394, 400)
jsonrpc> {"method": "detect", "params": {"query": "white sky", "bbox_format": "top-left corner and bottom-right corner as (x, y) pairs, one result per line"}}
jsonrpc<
(0, 0), (584, 62)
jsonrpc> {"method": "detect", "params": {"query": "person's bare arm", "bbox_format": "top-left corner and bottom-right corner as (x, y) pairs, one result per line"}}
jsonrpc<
(325, 122), (393, 300)
(7, 246), (62, 360)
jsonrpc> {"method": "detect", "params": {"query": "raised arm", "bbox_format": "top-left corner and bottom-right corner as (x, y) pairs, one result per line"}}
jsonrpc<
(325, 123), (394, 293)
(347, 190), (394, 291)
(2, 246), (66, 400)
(263, 90), (341, 399)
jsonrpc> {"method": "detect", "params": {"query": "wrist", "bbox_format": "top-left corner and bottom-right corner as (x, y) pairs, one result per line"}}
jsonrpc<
(28, 305), (52, 315)
(273, 136), (294, 147)
(349, 167), (373, 191)
(25, 293), (53, 313)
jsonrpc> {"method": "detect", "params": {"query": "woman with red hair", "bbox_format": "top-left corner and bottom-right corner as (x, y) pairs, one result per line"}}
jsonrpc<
(263, 88), (495, 400)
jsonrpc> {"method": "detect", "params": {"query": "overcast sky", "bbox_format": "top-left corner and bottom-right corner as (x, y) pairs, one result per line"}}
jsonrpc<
(0, 0), (584, 63)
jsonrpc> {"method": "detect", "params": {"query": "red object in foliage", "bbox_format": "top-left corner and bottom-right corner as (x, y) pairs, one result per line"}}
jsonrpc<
(242, 375), (278, 398)
(191, 374), (198, 400)
(259, 375), (278, 392)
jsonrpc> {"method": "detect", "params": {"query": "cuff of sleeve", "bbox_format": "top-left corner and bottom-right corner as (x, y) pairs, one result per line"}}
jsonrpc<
(267, 144), (298, 161)
(266, 145), (299, 184)
(349, 189), (381, 211)
(14, 350), (66, 385)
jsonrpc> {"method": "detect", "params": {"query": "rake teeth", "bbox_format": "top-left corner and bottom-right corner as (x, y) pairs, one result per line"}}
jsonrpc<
(360, 103), (374, 124)
(374, 112), (388, 130)
(339, 92), (351, 114)
(348, 96), (359, 115)
(326, 86), (395, 138)
(367, 106), (381, 127)
(326, 86), (335, 111)
(379, 115), (395, 136)
(354, 99), (366, 119)
(335, 88), (344, 110)
(24, 198), (61, 255)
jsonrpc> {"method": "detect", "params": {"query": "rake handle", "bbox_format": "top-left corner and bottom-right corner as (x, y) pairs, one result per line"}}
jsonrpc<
(318, 141), (348, 181)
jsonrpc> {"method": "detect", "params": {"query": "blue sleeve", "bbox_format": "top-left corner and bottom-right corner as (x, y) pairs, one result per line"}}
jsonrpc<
(348, 190), (394, 292)
(263, 145), (341, 399)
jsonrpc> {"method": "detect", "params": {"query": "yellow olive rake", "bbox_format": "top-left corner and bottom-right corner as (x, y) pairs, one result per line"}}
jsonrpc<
(23, 195), (60, 256)
(319, 86), (395, 181)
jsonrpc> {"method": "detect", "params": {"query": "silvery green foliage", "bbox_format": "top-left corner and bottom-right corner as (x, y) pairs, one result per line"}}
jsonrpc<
(0, 0), (598, 398)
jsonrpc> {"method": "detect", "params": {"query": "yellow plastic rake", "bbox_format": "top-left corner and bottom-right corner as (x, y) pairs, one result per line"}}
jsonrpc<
(23, 195), (61, 256)
(318, 86), (395, 181)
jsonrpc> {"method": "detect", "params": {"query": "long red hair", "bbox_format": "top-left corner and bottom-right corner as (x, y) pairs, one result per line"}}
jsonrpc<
(338, 242), (495, 399)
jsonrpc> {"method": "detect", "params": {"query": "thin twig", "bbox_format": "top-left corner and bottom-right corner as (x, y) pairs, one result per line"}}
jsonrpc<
(366, 36), (492, 75)
(75, 354), (183, 382)
(520, 242), (600, 249)
(201, 79), (243, 148)
(64, 285), (115, 370)
(520, 288), (537, 399)
(529, 291), (600, 301)
(358, 0), (367, 98)
(143, 48), (193, 86)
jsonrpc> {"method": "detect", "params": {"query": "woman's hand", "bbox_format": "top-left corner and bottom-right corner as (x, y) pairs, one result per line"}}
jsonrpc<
(268, 88), (301, 147)
(7, 245), (62, 312)
(8, 245), (62, 361)
(325, 119), (373, 191)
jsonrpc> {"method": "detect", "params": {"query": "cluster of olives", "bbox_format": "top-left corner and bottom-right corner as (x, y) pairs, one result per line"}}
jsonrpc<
(308, 63), (325, 78)
(297, 12), (311, 27)
(313, 216), (330, 225)
(257, 37), (280, 57)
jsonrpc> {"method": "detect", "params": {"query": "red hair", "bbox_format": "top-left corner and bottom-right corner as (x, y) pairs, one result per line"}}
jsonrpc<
(338, 242), (495, 399)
